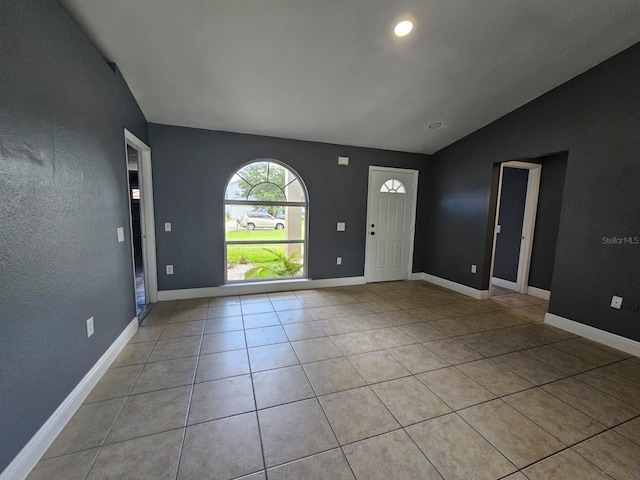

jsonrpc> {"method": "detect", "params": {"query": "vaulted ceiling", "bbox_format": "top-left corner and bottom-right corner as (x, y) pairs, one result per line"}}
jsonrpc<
(59, 0), (640, 154)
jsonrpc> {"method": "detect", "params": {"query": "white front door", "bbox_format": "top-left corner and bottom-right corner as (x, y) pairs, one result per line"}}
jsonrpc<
(365, 167), (418, 283)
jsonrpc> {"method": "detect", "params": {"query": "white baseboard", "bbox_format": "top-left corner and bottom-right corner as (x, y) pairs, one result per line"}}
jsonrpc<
(527, 286), (551, 300)
(491, 277), (518, 291)
(1, 317), (139, 480)
(417, 273), (489, 300)
(545, 312), (640, 357)
(158, 276), (367, 301)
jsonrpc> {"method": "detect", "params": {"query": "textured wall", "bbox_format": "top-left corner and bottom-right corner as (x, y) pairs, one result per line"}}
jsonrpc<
(0, 0), (147, 471)
(148, 124), (430, 290)
(425, 42), (640, 340)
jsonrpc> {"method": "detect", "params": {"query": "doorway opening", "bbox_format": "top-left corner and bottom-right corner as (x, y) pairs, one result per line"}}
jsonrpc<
(124, 130), (158, 319)
(489, 161), (541, 297)
(224, 159), (308, 283)
(364, 166), (419, 283)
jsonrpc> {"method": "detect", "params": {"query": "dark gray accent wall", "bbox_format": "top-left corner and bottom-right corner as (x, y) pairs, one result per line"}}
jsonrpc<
(493, 168), (528, 283)
(426, 42), (640, 341)
(148, 124), (430, 291)
(528, 153), (568, 291)
(0, 0), (147, 472)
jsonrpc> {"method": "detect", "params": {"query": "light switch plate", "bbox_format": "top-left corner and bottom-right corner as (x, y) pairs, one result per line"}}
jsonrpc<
(337, 257), (342, 265)
(338, 156), (349, 166)
(117, 227), (125, 243)
(86, 317), (94, 338)
(165, 222), (172, 232)
(611, 295), (623, 309)
(471, 264), (477, 274)
(166, 265), (174, 275)
(496, 225), (501, 234)
(337, 222), (346, 231)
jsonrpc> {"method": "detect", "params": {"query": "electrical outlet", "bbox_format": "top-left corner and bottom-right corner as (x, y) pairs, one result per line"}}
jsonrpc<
(471, 264), (477, 274)
(165, 222), (172, 232)
(611, 295), (623, 309)
(337, 257), (342, 265)
(166, 265), (174, 275)
(86, 317), (94, 337)
(116, 227), (125, 243)
(337, 222), (346, 231)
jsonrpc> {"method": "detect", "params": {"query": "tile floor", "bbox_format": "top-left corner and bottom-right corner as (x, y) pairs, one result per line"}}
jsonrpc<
(28, 281), (640, 480)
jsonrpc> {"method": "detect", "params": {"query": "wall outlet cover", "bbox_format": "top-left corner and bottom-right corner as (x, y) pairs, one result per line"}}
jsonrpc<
(86, 317), (94, 338)
(337, 222), (346, 231)
(164, 222), (172, 232)
(116, 227), (125, 243)
(337, 257), (342, 265)
(611, 295), (623, 309)
(166, 265), (174, 275)
(471, 264), (477, 274)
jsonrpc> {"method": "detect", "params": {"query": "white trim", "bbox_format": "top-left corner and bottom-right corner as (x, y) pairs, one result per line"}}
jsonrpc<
(545, 312), (640, 357)
(421, 273), (489, 300)
(1, 317), (138, 480)
(410, 272), (425, 281)
(489, 161), (541, 297)
(527, 286), (551, 300)
(491, 277), (518, 291)
(157, 276), (367, 301)
(364, 166), (419, 283)
(125, 130), (158, 304)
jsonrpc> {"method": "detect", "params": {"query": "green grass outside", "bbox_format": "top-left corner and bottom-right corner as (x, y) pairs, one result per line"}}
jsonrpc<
(226, 230), (287, 242)
(227, 244), (288, 264)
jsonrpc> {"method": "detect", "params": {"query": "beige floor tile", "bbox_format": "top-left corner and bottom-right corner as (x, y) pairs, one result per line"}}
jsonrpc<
(206, 304), (242, 319)
(422, 338), (484, 364)
(387, 344), (448, 374)
(195, 349), (249, 382)
(140, 311), (171, 327)
(336, 303), (374, 316)
(282, 321), (326, 341)
(243, 312), (281, 329)
(428, 318), (477, 336)
(258, 399), (338, 467)
(348, 350), (411, 383)
(240, 294), (271, 303)
(403, 307), (450, 322)
(106, 386), (190, 444)
(459, 400), (565, 468)
(350, 313), (391, 330)
(574, 431), (640, 480)
(505, 388), (605, 445)
(317, 318), (360, 335)
(522, 345), (595, 374)
(343, 430), (442, 480)
(179, 413), (263, 479)
(332, 331), (383, 356)
(111, 341), (155, 367)
(372, 377), (451, 426)
(364, 327), (415, 348)
(245, 325), (288, 347)
(277, 309), (315, 324)
(148, 336), (201, 362)
(577, 368), (640, 408)
(308, 305), (343, 320)
(325, 294), (359, 306)
(502, 473), (528, 480)
(176, 298), (210, 310)
(492, 351), (566, 385)
(300, 296), (332, 308)
(605, 359), (640, 383)
(88, 429), (182, 480)
(417, 367), (495, 410)
(169, 308), (207, 323)
(188, 375), (255, 424)
(241, 301), (274, 315)
(85, 364), (143, 403)
(552, 339), (624, 366)
(399, 322), (449, 342)
(513, 324), (572, 344)
(360, 300), (400, 313)
(615, 417), (640, 444)
(456, 359), (533, 396)
(319, 386), (399, 445)
(377, 310), (422, 326)
(271, 298), (304, 311)
(523, 449), (612, 479)
(159, 320), (204, 340)
(406, 413), (516, 480)
(203, 315), (244, 334)
(291, 337), (342, 363)
(252, 365), (315, 409)
(209, 296), (240, 306)
(200, 330), (245, 354)
(267, 448), (355, 480)
(150, 301), (178, 312)
(248, 343), (299, 371)
(130, 325), (165, 343)
(43, 398), (125, 458)
(27, 449), (99, 480)
(303, 357), (366, 396)
(542, 377), (639, 427)
(456, 333), (516, 356)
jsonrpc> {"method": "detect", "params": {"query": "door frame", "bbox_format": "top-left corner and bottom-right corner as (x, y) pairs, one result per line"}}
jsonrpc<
(489, 161), (542, 295)
(364, 165), (419, 283)
(124, 129), (158, 304)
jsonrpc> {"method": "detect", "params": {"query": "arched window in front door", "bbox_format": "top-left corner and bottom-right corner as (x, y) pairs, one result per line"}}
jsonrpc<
(224, 160), (308, 282)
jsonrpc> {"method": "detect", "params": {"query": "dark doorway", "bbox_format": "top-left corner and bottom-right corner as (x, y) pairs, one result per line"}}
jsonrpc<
(127, 145), (148, 316)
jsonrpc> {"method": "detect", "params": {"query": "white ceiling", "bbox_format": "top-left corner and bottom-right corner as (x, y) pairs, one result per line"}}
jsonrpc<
(59, 0), (640, 154)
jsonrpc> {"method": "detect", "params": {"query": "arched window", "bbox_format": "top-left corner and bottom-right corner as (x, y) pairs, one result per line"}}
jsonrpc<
(224, 160), (308, 282)
(380, 179), (406, 194)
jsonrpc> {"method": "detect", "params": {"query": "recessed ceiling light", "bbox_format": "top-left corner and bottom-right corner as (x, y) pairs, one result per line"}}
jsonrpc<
(428, 122), (442, 130)
(394, 20), (413, 37)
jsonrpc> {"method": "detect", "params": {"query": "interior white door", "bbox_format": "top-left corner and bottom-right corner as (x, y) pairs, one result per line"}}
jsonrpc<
(365, 168), (418, 283)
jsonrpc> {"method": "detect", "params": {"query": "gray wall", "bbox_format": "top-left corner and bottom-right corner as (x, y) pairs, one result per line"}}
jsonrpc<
(528, 153), (568, 291)
(425, 42), (640, 340)
(0, 0), (147, 471)
(493, 168), (528, 283)
(148, 124), (430, 291)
